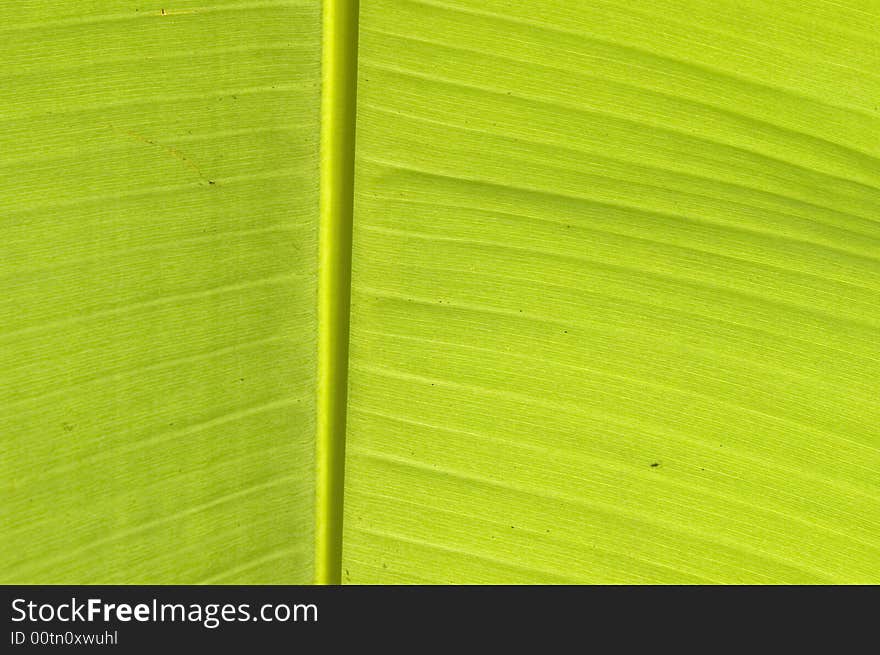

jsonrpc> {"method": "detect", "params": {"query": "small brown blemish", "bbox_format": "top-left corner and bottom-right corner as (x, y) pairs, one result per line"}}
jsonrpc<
(109, 125), (211, 184)
(62, 422), (75, 432)
(159, 8), (198, 16)
(650, 462), (660, 468)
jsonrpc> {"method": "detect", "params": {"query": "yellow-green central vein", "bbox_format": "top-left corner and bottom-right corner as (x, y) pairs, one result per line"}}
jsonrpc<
(316, 0), (360, 585)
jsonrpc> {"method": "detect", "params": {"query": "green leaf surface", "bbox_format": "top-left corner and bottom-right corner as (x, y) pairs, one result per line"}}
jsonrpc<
(3, 0), (878, 586)
(342, 0), (880, 583)
(1, 1), (321, 583)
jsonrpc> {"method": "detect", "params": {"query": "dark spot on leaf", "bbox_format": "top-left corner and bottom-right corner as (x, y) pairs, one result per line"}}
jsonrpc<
(650, 462), (660, 468)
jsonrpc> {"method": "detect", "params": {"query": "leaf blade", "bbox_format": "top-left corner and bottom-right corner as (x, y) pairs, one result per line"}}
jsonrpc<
(0, 0), (322, 584)
(342, 0), (880, 583)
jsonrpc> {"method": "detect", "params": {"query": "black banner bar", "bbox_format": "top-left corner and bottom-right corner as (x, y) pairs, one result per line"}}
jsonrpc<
(0, 585), (870, 651)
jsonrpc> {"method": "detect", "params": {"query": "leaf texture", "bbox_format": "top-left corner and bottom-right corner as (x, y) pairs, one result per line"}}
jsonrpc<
(0, 1), (321, 583)
(342, 0), (880, 583)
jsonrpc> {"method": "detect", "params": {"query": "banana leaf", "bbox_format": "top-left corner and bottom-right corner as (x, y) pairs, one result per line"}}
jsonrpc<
(341, 0), (880, 583)
(2, 0), (878, 585)
(1, 0), (321, 583)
